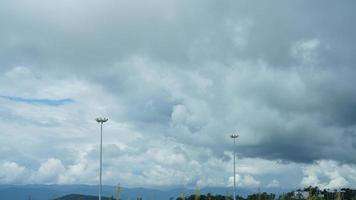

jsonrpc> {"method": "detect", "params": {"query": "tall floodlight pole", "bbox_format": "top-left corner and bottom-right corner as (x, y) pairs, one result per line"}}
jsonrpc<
(230, 133), (239, 200)
(96, 117), (108, 200)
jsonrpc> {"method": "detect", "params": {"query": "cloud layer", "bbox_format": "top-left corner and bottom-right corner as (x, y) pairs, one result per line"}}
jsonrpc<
(1, 0), (356, 189)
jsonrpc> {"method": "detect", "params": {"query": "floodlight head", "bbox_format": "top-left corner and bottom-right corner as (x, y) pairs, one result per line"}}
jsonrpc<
(230, 133), (239, 139)
(96, 117), (109, 123)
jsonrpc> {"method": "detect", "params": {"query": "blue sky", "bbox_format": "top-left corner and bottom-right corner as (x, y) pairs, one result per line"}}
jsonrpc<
(0, 95), (74, 106)
(0, 0), (356, 190)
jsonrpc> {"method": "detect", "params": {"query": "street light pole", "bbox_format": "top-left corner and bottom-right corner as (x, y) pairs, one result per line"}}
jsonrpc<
(96, 117), (108, 200)
(230, 133), (239, 200)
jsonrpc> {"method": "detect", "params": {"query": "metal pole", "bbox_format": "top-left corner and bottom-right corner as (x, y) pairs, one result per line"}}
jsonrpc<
(96, 117), (108, 200)
(99, 122), (103, 200)
(230, 134), (239, 200)
(233, 137), (236, 200)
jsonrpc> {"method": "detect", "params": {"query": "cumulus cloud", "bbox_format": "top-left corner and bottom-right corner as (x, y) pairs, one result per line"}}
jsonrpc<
(33, 158), (66, 183)
(0, 161), (28, 184)
(301, 160), (356, 189)
(229, 174), (260, 188)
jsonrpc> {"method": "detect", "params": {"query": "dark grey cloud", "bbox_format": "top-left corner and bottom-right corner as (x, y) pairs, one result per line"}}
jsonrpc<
(1, 0), (355, 70)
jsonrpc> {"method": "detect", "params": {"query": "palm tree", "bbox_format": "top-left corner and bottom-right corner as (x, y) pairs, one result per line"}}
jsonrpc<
(195, 188), (201, 200)
(336, 191), (343, 200)
(117, 183), (122, 200)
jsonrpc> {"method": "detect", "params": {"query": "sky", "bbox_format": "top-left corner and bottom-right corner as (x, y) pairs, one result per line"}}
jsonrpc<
(1, 0), (356, 190)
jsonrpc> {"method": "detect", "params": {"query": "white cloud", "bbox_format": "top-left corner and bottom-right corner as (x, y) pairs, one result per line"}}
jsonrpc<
(33, 158), (66, 183)
(291, 38), (320, 65)
(301, 160), (356, 189)
(229, 174), (260, 188)
(266, 179), (280, 188)
(226, 19), (253, 50)
(1, 63), (355, 188)
(0, 161), (28, 184)
(171, 104), (190, 125)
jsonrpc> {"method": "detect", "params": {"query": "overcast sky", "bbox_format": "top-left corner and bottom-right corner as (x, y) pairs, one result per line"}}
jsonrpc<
(1, 0), (356, 190)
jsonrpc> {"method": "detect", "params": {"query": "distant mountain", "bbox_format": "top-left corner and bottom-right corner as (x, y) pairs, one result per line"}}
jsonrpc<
(54, 194), (110, 200)
(0, 184), (289, 200)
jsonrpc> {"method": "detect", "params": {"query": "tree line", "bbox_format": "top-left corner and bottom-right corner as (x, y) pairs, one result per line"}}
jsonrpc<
(174, 187), (356, 200)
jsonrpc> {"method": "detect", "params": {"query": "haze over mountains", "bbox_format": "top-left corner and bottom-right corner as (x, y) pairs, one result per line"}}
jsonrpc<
(0, 185), (287, 200)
